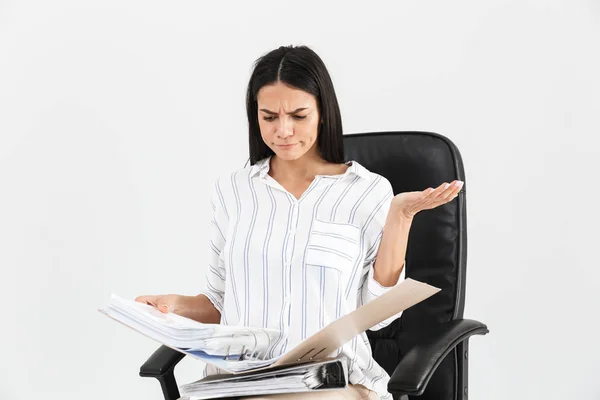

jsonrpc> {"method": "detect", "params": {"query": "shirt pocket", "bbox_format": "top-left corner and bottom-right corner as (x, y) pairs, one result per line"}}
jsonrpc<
(304, 220), (361, 325)
(304, 219), (361, 271)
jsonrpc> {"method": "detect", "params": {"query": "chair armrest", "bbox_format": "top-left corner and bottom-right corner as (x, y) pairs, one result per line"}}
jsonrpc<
(139, 346), (186, 400)
(387, 318), (488, 397)
(139, 345), (186, 377)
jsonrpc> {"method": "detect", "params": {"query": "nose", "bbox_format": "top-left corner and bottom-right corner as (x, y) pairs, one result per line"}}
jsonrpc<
(276, 117), (293, 139)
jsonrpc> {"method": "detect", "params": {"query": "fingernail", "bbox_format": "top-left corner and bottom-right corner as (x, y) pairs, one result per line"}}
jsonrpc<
(455, 181), (464, 187)
(444, 183), (451, 189)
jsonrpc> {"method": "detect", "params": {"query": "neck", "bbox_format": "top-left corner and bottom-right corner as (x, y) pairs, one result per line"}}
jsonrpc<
(269, 152), (327, 182)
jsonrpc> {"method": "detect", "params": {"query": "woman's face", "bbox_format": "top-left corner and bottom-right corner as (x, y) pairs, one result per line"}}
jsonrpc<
(256, 82), (320, 161)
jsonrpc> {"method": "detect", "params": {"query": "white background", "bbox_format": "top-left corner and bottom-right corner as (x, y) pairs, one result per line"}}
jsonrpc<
(1, 1), (599, 399)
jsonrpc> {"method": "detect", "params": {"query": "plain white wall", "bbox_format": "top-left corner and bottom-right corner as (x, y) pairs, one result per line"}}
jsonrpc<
(1, 0), (599, 399)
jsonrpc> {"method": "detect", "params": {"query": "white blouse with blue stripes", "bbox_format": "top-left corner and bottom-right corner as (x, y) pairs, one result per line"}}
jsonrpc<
(199, 156), (405, 399)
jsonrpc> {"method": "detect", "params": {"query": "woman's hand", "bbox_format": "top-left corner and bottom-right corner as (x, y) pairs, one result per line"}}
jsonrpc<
(135, 294), (196, 316)
(135, 293), (222, 323)
(391, 180), (464, 220)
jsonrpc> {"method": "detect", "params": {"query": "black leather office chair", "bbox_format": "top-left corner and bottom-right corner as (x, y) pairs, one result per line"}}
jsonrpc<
(139, 131), (489, 400)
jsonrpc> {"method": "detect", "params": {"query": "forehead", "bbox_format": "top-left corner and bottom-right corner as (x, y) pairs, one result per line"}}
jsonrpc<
(257, 82), (317, 109)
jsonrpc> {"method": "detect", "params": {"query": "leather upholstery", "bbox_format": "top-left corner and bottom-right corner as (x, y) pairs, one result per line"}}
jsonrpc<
(343, 131), (468, 400)
(388, 319), (488, 396)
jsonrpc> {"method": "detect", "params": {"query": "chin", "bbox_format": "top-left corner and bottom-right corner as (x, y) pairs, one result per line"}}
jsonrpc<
(274, 152), (302, 161)
(272, 148), (306, 161)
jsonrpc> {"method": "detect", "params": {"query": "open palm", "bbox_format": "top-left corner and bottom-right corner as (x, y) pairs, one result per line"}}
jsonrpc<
(392, 180), (464, 219)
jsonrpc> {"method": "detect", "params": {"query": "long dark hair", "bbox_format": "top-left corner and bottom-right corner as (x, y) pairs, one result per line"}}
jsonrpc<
(245, 45), (344, 165)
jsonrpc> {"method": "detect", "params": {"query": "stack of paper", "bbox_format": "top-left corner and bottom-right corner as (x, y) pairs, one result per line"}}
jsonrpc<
(101, 294), (283, 371)
(100, 278), (441, 376)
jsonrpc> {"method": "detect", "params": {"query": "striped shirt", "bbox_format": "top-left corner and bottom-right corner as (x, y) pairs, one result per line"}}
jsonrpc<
(199, 156), (405, 399)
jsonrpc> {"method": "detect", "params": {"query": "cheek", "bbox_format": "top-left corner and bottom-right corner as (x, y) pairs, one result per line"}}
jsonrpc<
(299, 122), (319, 144)
(258, 121), (274, 142)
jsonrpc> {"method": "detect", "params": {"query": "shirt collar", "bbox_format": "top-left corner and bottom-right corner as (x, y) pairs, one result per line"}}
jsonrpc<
(344, 159), (370, 180)
(249, 157), (272, 179)
(250, 156), (370, 181)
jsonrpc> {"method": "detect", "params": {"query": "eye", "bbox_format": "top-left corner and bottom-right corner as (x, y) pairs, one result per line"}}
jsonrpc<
(262, 115), (306, 122)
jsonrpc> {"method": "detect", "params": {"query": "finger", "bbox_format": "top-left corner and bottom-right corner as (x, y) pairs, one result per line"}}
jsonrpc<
(417, 181), (456, 212)
(134, 295), (150, 303)
(421, 184), (442, 202)
(424, 181), (463, 209)
(135, 295), (158, 306)
(454, 181), (464, 198)
(433, 182), (453, 197)
(157, 303), (171, 313)
(422, 182), (451, 208)
(442, 180), (462, 198)
(450, 180), (464, 199)
(438, 181), (464, 204)
(422, 187), (435, 198)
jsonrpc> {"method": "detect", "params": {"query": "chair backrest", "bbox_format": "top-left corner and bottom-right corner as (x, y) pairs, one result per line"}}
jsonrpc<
(343, 131), (468, 400)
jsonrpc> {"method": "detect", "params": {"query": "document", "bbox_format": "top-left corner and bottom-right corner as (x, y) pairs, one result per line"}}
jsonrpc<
(100, 278), (440, 374)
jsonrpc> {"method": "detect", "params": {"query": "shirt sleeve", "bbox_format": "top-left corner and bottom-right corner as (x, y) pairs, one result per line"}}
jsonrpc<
(357, 179), (406, 331)
(198, 178), (229, 315)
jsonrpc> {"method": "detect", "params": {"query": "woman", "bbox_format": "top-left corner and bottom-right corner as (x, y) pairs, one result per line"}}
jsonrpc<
(136, 45), (462, 400)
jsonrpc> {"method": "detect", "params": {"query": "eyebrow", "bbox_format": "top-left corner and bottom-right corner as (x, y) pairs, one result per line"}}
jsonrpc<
(259, 107), (309, 115)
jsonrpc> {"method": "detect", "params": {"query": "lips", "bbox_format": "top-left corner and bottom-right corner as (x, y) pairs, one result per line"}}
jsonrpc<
(276, 143), (297, 148)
